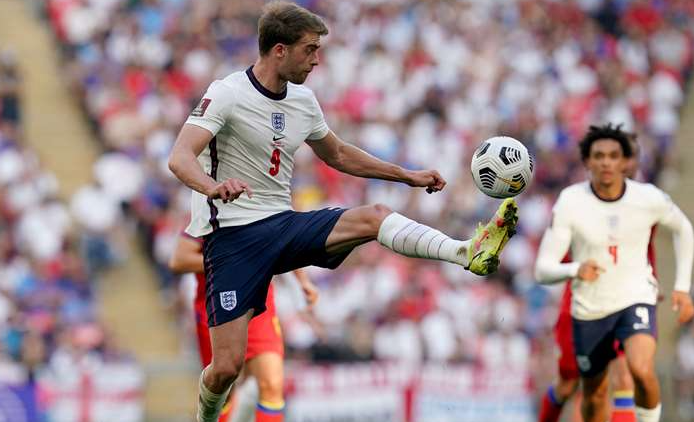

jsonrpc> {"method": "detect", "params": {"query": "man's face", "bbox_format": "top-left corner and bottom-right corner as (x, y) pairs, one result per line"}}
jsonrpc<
(585, 138), (627, 186)
(278, 32), (321, 84)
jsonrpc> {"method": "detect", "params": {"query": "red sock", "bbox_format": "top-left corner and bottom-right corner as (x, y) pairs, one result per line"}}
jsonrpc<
(217, 393), (234, 422)
(538, 386), (564, 422)
(256, 400), (284, 422)
(611, 391), (636, 422)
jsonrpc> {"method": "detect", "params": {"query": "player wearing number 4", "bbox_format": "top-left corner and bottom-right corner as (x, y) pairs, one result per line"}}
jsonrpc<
(167, 2), (519, 422)
(535, 123), (694, 422)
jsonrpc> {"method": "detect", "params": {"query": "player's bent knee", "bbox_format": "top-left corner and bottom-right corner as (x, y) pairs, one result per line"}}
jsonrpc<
(584, 390), (608, 408)
(210, 356), (245, 384)
(557, 377), (579, 397)
(256, 374), (284, 401)
(629, 362), (655, 383)
(366, 203), (392, 232)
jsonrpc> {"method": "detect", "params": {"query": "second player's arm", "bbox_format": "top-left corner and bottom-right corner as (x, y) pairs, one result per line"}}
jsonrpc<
(169, 235), (204, 274)
(534, 226), (581, 284)
(658, 203), (694, 323)
(292, 268), (319, 308)
(306, 131), (446, 192)
(660, 205), (694, 294)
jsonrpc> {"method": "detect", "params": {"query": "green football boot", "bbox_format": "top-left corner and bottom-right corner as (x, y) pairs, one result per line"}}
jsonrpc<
(465, 198), (519, 275)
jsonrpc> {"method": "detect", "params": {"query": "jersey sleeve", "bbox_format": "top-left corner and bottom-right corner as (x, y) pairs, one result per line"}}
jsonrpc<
(650, 185), (679, 226)
(534, 190), (580, 283)
(649, 185), (694, 292)
(185, 80), (235, 136)
(549, 191), (573, 240)
(306, 93), (330, 141)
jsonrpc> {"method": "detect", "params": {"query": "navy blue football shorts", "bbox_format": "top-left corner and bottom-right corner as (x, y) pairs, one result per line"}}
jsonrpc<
(572, 303), (656, 377)
(202, 208), (348, 327)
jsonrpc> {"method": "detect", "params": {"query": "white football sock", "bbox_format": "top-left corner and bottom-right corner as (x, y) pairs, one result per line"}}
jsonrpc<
(197, 367), (233, 422)
(230, 377), (259, 422)
(377, 213), (470, 266)
(635, 403), (661, 422)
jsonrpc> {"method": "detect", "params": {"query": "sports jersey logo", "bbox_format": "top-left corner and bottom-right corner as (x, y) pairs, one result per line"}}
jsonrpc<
(191, 98), (212, 117)
(271, 112), (285, 132)
(608, 215), (619, 229)
(220, 291), (237, 311)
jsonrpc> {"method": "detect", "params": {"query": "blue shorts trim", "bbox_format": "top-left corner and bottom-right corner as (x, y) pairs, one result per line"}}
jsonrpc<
(572, 303), (656, 377)
(203, 208), (349, 327)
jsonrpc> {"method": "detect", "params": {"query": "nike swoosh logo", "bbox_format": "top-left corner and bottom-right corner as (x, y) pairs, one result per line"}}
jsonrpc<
(497, 176), (523, 190)
(273, 135), (285, 142)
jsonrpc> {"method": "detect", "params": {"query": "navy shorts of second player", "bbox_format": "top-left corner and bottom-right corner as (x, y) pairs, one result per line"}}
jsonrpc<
(203, 207), (348, 327)
(572, 303), (657, 377)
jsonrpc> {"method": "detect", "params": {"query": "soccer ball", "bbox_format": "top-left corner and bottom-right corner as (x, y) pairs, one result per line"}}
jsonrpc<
(470, 136), (534, 198)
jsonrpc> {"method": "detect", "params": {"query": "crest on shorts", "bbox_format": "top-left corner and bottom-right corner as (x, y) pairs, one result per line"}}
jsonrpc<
(576, 355), (591, 372)
(220, 291), (237, 311)
(271, 112), (285, 132)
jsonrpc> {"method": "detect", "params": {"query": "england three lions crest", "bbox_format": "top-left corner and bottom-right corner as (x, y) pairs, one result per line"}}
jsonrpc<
(271, 112), (285, 132)
(220, 291), (237, 311)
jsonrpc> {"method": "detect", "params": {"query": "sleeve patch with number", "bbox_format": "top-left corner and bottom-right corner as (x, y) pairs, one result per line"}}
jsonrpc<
(191, 98), (212, 117)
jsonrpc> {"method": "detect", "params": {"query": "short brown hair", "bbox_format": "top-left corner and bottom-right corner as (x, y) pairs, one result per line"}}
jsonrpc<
(258, 1), (328, 55)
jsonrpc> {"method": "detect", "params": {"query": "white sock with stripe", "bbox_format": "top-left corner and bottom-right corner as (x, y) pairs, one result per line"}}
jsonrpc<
(197, 366), (233, 422)
(635, 403), (661, 422)
(377, 212), (470, 266)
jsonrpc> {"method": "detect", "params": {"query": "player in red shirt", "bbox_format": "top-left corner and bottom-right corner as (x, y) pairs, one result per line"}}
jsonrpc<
(538, 135), (652, 422)
(169, 232), (318, 422)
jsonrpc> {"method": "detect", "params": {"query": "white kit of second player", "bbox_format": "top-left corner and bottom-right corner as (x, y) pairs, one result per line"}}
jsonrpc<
(535, 179), (693, 320)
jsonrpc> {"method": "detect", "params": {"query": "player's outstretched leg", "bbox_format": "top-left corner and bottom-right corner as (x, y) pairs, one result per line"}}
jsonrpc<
(326, 199), (518, 276)
(465, 198), (518, 275)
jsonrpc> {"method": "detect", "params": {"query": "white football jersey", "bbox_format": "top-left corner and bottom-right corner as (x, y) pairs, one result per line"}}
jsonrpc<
(184, 67), (329, 236)
(547, 180), (683, 320)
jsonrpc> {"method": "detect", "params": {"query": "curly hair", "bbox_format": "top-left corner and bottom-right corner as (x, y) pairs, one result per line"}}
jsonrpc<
(579, 123), (633, 161)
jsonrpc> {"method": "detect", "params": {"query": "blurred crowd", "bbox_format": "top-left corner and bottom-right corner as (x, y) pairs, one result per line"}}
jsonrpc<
(35, 0), (694, 411)
(0, 44), (134, 396)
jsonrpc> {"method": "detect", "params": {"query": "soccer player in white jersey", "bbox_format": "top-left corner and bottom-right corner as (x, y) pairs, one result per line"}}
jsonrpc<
(535, 123), (694, 422)
(167, 2), (518, 422)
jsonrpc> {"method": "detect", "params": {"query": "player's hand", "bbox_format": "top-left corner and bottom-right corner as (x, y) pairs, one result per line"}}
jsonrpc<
(206, 178), (253, 203)
(300, 279), (320, 310)
(577, 260), (604, 281)
(672, 291), (694, 324)
(406, 170), (446, 193)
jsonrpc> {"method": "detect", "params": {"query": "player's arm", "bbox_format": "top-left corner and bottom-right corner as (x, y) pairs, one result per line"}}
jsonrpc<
(291, 268), (319, 309)
(168, 235), (204, 274)
(168, 82), (252, 202)
(659, 204), (694, 294)
(306, 130), (446, 193)
(169, 124), (219, 196)
(169, 124), (253, 202)
(534, 225), (580, 284)
(534, 194), (593, 283)
(656, 193), (694, 323)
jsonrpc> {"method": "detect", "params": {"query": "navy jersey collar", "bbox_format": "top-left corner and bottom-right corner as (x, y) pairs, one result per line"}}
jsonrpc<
(246, 66), (287, 100)
(590, 180), (627, 202)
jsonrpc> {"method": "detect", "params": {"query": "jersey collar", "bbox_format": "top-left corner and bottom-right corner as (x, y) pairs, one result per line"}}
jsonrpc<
(246, 66), (287, 101)
(590, 180), (627, 202)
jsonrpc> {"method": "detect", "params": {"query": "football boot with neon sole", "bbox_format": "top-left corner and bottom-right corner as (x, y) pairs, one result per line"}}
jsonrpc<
(465, 198), (518, 275)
